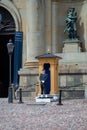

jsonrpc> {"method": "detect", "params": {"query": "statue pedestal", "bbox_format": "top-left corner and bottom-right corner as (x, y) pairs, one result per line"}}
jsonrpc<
(63, 39), (82, 53)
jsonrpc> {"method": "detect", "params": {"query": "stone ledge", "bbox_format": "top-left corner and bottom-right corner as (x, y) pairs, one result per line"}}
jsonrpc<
(24, 61), (39, 68)
(56, 52), (87, 64)
(18, 68), (39, 76)
(63, 39), (81, 43)
(59, 70), (87, 74)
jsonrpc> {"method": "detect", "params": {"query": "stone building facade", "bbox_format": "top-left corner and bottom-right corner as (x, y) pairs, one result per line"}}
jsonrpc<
(0, 0), (87, 98)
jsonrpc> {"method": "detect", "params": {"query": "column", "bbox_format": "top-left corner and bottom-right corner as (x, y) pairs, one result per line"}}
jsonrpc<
(51, 1), (59, 53)
(25, 0), (46, 67)
(45, 0), (52, 52)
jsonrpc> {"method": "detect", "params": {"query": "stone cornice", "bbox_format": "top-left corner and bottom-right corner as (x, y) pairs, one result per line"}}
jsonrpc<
(52, 0), (86, 2)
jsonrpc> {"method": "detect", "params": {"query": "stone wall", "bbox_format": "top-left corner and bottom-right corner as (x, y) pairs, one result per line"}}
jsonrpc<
(11, 0), (87, 98)
(59, 63), (87, 99)
(11, 0), (87, 64)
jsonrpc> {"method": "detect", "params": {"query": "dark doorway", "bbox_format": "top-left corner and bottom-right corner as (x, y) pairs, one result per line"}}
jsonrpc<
(44, 63), (50, 94)
(0, 34), (14, 97)
(0, 6), (15, 97)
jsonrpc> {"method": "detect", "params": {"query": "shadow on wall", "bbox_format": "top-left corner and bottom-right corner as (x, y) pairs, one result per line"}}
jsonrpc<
(77, 19), (85, 52)
(77, 2), (87, 52)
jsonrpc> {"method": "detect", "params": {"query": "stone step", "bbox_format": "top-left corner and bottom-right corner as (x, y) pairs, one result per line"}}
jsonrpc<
(36, 94), (59, 102)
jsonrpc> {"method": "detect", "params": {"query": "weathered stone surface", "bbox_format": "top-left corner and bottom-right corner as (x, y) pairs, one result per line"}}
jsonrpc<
(1, 0), (87, 98)
(63, 42), (81, 53)
(26, 0), (46, 62)
(57, 52), (87, 64)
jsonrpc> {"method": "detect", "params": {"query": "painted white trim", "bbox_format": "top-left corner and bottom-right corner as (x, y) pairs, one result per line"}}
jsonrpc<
(0, 0), (22, 31)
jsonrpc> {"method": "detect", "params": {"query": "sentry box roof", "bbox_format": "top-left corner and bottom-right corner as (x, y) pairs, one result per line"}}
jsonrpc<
(35, 53), (62, 59)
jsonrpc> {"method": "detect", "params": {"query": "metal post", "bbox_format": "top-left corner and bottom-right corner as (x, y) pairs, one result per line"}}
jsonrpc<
(9, 54), (12, 86)
(11, 84), (15, 99)
(18, 88), (23, 103)
(57, 90), (63, 105)
(7, 39), (14, 103)
(8, 85), (13, 103)
(8, 54), (13, 103)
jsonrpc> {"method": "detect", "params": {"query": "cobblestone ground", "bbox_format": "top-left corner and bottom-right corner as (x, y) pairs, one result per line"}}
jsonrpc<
(0, 98), (87, 130)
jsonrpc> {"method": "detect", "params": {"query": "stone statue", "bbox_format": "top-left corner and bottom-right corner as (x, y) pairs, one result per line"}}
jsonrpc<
(64, 8), (78, 39)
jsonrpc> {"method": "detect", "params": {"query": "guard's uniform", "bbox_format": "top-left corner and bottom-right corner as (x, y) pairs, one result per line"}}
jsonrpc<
(40, 73), (48, 94)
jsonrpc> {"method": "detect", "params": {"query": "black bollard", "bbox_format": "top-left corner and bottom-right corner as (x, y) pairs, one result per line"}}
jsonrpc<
(18, 88), (23, 103)
(8, 86), (13, 103)
(57, 90), (63, 105)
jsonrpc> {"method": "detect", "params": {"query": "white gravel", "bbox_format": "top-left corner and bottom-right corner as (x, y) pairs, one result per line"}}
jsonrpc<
(0, 98), (87, 130)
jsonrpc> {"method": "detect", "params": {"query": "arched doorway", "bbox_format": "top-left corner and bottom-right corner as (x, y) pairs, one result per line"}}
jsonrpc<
(0, 6), (15, 97)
